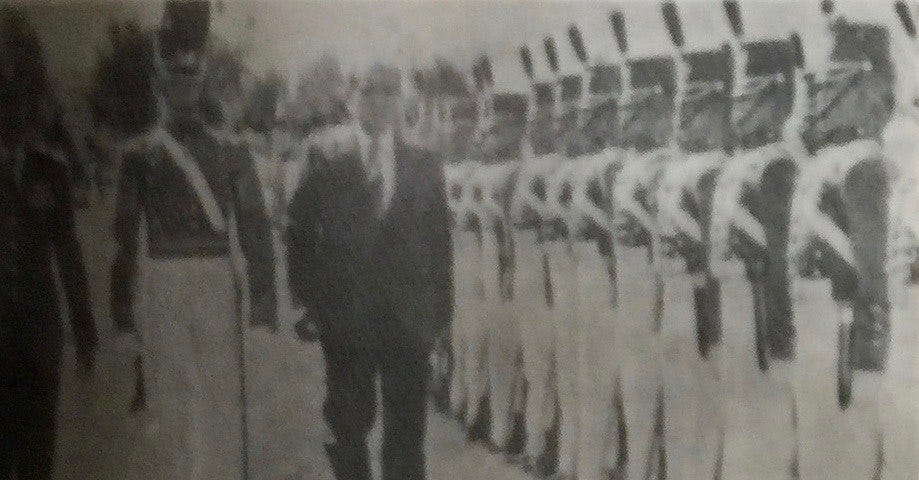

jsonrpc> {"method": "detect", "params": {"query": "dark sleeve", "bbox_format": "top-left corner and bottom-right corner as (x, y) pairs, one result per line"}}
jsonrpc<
(423, 156), (454, 328)
(50, 162), (98, 367)
(285, 149), (323, 312)
(111, 154), (142, 332)
(231, 151), (278, 330)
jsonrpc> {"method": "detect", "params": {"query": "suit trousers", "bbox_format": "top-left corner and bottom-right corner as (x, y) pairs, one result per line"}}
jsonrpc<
(614, 245), (664, 480)
(0, 305), (61, 480)
(571, 241), (620, 480)
(137, 255), (244, 480)
(660, 269), (723, 480)
(319, 333), (431, 480)
(546, 239), (580, 476)
(513, 230), (557, 460)
(482, 229), (519, 447)
(449, 229), (484, 418)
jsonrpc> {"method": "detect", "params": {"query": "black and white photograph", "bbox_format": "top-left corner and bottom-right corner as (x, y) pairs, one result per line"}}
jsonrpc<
(0, 0), (917, 479)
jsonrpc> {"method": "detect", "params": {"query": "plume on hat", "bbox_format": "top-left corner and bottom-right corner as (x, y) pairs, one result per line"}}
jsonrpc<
(89, 21), (158, 137)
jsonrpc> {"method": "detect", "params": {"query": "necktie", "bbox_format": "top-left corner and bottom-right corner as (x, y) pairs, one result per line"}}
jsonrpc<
(367, 137), (384, 217)
(367, 133), (395, 218)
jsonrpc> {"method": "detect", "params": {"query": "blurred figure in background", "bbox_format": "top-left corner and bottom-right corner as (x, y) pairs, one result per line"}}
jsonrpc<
(0, 7), (98, 479)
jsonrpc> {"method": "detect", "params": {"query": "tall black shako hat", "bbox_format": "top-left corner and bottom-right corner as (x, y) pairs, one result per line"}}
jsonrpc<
(158, 0), (211, 59)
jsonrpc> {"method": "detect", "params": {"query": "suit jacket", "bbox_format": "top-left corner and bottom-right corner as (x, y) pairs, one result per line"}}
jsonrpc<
(0, 144), (97, 366)
(287, 140), (453, 351)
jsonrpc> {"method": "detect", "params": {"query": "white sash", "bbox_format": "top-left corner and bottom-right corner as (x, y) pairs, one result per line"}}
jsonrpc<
(121, 127), (227, 233)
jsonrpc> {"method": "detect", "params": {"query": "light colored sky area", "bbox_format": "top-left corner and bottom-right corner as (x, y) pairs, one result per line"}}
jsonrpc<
(16, 0), (917, 98)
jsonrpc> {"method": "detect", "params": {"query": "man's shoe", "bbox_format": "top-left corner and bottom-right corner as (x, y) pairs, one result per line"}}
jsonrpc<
(128, 355), (147, 414)
(465, 398), (491, 444)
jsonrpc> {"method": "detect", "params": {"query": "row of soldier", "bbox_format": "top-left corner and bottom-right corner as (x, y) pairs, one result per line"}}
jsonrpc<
(1, 0), (916, 479)
(430, 1), (918, 480)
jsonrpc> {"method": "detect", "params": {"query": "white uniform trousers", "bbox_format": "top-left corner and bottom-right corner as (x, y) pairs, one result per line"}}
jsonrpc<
(660, 269), (724, 480)
(482, 229), (520, 447)
(878, 282), (918, 480)
(571, 241), (620, 480)
(137, 254), (244, 480)
(792, 277), (881, 480)
(717, 261), (797, 480)
(450, 230), (489, 425)
(613, 245), (663, 480)
(513, 230), (557, 460)
(546, 239), (580, 476)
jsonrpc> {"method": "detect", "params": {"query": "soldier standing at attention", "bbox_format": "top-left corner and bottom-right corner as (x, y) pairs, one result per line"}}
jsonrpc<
(286, 64), (453, 480)
(0, 7), (98, 480)
(110, 1), (277, 478)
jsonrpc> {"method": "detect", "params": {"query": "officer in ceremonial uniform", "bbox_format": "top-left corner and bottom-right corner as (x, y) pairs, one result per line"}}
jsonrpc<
(111, 2), (278, 478)
(286, 64), (452, 480)
(450, 60), (498, 441)
(709, 3), (806, 475)
(562, 19), (626, 480)
(0, 8), (98, 479)
(537, 32), (603, 480)
(462, 54), (526, 453)
(609, 11), (676, 478)
(511, 43), (565, 476)
(654, 5), (730, 477)
(788, 3), (897, 478)
(444, 60), (491, 430)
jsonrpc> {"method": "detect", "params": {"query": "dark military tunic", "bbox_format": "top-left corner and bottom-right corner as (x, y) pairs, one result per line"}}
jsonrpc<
(111, 119), (277, 328)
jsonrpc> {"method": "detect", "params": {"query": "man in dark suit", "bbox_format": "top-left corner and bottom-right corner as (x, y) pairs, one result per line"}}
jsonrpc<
(286, 64), (453, 480)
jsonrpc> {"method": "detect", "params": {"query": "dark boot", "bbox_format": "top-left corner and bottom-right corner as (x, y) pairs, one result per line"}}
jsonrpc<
(128, 355), (147, 414)
(503, 411), (526, 457)
(693, 276), (722, 361)
(465, 396), (491, 444)
(536, 400), (562, 478)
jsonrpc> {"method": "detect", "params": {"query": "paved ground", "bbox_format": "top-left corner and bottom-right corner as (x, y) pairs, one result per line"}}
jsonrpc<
(52, 194), (531, 480)
(49, 194), (918, 479)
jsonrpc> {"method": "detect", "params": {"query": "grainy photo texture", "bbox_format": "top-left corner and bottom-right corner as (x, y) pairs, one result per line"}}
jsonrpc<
(0, 1), (917, 479)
